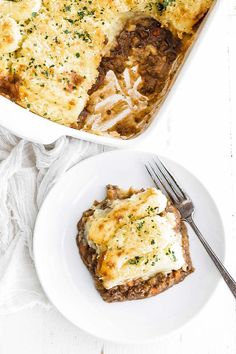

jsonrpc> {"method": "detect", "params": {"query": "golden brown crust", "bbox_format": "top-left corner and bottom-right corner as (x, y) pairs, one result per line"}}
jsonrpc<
(76, 185), (194, 302)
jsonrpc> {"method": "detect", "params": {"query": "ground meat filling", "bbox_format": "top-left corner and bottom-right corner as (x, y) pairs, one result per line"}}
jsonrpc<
(77, 185), (194, 303)
(77, 18), (182, 137)
(0, 74), (20, 101)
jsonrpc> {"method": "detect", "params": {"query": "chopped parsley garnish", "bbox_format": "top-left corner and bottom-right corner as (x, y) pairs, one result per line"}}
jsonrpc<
(128, 256), (142, 265)
(146, 205), (158, 215)
(146, 0), (176, 13)
(156, 0), (176, 12)
(137, 220), (145, 231)
(77, 8), (95, 19)
(78, 11), (85, 19)
(75, 31), (92, 43)
(75, 52), (80, 58)
(65, 5), (71, 12)
(171, 251), (177, 262)
(64, 18), (74, 24)
(165, 248), (177, 261)
(165, 248), (171, 256)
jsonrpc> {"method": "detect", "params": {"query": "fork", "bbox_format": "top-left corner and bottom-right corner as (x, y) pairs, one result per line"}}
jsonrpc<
(145, 157), (236, 299)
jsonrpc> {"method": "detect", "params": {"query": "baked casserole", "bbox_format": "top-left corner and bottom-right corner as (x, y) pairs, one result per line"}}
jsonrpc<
(0, 0), (214, 138)
(77, 185), (194, 302)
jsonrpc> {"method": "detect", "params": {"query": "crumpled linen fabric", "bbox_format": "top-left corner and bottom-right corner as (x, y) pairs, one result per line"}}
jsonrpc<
(0, 127), (106, 314)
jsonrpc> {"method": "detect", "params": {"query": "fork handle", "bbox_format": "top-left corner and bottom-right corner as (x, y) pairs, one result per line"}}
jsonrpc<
(186, 216), (236, 299)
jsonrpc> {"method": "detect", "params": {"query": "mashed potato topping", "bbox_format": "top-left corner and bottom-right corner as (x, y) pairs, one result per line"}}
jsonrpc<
(85, 187), (186, 289)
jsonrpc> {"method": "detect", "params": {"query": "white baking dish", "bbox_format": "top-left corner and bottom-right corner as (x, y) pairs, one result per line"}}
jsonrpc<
(0, 1), (218, 147)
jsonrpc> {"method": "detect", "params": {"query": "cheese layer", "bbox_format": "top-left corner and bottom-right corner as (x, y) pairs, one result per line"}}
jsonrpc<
(85, 188), (186, 289)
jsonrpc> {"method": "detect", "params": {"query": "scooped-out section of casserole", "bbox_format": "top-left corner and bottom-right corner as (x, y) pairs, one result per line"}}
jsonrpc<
(0, 0), (214, 138)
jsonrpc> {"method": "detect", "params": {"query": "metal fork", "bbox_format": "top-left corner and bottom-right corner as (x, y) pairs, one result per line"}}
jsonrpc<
(145, 156), (236, 299)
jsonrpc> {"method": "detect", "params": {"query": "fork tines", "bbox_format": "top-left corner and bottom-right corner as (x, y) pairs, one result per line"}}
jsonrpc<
(145, 156), (188, 203)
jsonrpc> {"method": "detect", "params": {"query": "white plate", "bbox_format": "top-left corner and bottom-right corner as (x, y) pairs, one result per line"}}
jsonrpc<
(34, 150), (225, 343)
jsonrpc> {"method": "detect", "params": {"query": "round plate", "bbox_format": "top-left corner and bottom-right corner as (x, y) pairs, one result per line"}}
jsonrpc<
(34, 150), (225, 343)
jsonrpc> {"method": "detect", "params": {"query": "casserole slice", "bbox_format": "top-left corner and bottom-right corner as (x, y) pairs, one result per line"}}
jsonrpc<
(77, 185), (194, 302)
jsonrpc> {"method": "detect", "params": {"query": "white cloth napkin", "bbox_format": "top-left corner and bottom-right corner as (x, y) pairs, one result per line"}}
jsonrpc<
(0, 126), (106, 314)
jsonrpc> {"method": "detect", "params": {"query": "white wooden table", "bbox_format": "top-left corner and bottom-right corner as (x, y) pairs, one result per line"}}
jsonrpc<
(0, 1), (236, 353)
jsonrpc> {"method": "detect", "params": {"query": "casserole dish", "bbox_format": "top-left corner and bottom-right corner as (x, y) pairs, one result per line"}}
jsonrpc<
(0, 1), (218, 147)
